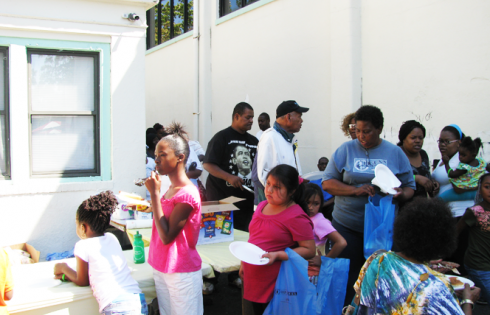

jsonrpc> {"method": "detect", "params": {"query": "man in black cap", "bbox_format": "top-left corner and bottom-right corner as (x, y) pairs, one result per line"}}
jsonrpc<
(254, 100), (309, 203)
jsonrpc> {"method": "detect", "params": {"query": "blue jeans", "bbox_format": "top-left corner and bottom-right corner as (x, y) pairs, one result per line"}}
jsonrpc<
(466, 265), (490, 305)
(102, 293), (148, 315)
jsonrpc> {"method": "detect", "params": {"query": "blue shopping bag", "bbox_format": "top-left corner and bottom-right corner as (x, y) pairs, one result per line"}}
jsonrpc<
(263, 248), (317, 315)
(316, 257), (349, 315)
(363, 194), (395, 259)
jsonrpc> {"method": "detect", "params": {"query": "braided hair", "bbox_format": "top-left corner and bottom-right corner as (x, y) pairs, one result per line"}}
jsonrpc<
(161, 121), (190, 165)
(77, 190), (118, 234)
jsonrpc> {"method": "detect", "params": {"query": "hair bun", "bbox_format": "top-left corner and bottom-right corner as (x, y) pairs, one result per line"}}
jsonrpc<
(166, 121), (189, 141)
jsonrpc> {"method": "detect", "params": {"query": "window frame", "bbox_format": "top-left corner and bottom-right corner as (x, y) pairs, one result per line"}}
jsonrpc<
(0, 46), (10, 180)
(27, 49), (101, 178)
(219, 0), (260, 18)
(147, 0), (194, 49)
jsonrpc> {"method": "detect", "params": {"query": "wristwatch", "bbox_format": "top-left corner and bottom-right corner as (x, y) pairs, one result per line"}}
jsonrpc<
(460, 299), (474, 309)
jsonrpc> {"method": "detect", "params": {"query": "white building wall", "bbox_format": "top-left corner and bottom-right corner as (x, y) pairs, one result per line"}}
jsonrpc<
(145, 0), (490, 174)
(0, 0), (154, 258)
(361, 0), (490, 162)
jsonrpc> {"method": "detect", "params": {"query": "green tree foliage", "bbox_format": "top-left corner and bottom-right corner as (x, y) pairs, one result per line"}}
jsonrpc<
(154, 0), (193, 44)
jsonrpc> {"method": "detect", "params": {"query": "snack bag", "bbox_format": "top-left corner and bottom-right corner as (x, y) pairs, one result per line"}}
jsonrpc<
(221, 220), (232, 235)
(215, 215), (226, 229)
(204, 220), (216, 238)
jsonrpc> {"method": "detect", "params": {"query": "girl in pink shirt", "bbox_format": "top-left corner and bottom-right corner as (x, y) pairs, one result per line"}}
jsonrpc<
(145, 123), (203, 315)
(303, 183), (347, 284)
(240, 164), (316, 314)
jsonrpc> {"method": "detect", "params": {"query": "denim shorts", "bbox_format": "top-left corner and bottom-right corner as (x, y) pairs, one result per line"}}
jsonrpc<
(101, 293), (148, 315)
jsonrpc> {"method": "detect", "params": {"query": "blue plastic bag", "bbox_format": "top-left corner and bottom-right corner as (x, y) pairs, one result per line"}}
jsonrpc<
(363, 194), (395, 259)
(263, 248), (317, 315)
(264, 248), (350, 315)
(316, 257), (350, 315)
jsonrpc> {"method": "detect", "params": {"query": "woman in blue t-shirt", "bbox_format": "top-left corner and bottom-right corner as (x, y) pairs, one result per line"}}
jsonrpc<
(322, 105), (415, 306)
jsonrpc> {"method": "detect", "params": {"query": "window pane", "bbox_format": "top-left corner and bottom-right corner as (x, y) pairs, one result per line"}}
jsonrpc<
(160, 0), (171, 43)
(187, 0), (193, 32)
(31, 116), (95, 173)
(222, 0), (243, 16)
(0, 50), (4, 111)
(31, 54), (95, 112)
(0, 115), (6, 176)
(174, 0), (185, 36)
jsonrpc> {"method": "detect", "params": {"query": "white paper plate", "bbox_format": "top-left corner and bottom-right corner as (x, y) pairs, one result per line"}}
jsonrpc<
(229, 241), (269, 265)
(371, 164), (401, 195)
(448, 276), (474, 290)
(116, 194), (150, 207)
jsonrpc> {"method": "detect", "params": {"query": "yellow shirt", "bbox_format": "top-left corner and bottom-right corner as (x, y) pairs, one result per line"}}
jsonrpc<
(0, 248), (13, 315)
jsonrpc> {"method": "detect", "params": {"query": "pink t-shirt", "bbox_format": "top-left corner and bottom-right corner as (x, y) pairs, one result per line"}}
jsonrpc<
(310, 213), (336, 247)
(243, 201), (314, 303)
(148, 185), (202, 273)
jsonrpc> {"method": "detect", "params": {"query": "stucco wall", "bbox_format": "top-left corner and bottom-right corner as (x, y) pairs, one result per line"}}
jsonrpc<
(361, 0), (490, 162)
(0, 0), (153, 258)
(145, 36), (196, 138)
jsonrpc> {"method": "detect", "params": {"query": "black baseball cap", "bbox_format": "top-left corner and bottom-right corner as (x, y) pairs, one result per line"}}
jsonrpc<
(276, 100), (309, 118)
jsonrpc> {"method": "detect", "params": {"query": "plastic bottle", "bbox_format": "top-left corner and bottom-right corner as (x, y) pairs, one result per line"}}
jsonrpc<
(133, 231), (145, 264)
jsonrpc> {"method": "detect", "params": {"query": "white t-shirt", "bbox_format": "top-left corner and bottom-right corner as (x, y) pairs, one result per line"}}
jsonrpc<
(186, 144), (203, 188)
(74, 233), (141, 312)
(432, 152), (473, 217)
(255, 130), (264, 140)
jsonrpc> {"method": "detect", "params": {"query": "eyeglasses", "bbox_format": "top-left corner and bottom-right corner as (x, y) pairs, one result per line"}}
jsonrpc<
(437, 139), (459, 146)
(349, 124), (356, 129)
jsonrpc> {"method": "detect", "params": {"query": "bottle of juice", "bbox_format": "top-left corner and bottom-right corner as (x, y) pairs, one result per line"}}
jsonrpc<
(133, 231), (145, 264)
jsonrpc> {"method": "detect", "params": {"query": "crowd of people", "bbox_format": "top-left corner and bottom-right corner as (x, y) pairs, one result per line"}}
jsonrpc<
(1, 102), (485, 315)
(136, 102), (489, 315)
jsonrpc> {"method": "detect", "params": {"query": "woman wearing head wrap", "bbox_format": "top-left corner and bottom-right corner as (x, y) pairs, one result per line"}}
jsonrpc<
(397, 120), (439, 201)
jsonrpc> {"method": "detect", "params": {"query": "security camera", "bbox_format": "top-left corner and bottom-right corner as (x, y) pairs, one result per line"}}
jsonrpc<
(122, 13), (140, 21)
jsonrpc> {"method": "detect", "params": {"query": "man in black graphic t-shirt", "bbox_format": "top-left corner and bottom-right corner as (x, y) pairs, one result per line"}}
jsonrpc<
(203, 102), (258, 232)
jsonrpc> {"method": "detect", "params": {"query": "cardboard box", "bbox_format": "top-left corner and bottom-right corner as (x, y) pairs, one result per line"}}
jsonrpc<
(8, 243), (40, 263)
(197, 196), (244, 245)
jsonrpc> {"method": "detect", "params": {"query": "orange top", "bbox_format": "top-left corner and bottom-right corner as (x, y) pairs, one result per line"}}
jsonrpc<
(0, 248), (13, 315)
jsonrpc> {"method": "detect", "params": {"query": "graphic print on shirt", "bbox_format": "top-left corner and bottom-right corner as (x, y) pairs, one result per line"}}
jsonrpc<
(353, 158), (387, 174)
(226, 140), (257, 188)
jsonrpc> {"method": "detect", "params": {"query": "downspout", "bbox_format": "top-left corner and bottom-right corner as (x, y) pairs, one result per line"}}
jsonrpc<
(193, 0), (200, 141)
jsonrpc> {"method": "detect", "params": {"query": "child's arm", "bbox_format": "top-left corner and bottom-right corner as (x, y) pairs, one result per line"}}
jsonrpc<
(53, 256), (89, 286)
(325, 231), (347, 259)
(456, 216), (469, 236)
(153, 202), (193, 245)
(145, 171), (194, 245)
(442, 155), (467, 178)
(448, 169), (467, 178)
(263, 240), (316, 265)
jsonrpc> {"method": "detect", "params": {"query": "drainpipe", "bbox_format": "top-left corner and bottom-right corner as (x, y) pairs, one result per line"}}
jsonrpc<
(193, 0), (200, 141)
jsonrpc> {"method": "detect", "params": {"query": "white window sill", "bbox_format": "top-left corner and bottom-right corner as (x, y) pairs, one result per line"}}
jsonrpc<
(146, 32), (193, 56)
(0, 180), (114, 196)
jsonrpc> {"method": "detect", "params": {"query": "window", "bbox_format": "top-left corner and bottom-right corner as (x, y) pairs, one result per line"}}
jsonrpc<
(0, 47), (10, 179)
(27, 49), (100, 177)
(220, 0), (259, 17)
(147, 0), (194, 49)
